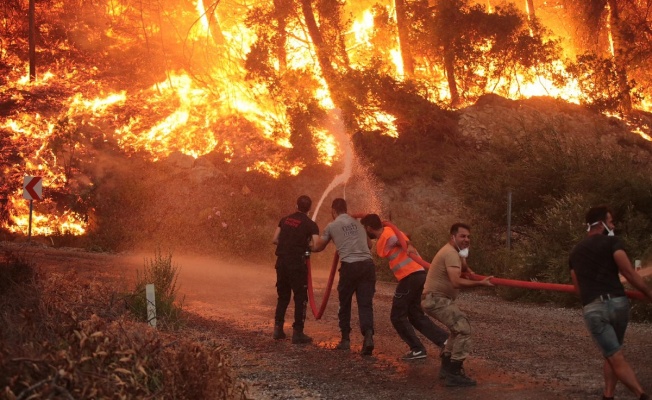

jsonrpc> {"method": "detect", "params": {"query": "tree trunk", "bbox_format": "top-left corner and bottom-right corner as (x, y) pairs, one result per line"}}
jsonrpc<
(273, 0), (291, 73)
(607, 0), (632, 114)
(29, 0), (35, 81)
(395, 0), (414, 78)
(443, 42), (459, 107)
(299, 0), (341, 104)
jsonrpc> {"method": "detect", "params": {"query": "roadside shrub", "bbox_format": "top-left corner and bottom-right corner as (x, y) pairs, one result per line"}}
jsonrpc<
(127, 250), (184, 330)
(0, 269), (245, 399)
(451, 122), (652, 309)
(0, 248), (36, 294)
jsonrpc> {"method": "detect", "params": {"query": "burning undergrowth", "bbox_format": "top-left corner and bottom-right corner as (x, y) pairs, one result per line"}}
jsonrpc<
(0, 249), (247, 399)
(2, 0), (652, 257)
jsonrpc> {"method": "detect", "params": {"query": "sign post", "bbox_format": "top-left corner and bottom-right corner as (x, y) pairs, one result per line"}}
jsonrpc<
(146, 284), (157, 328)
(23, 176), (43, 242)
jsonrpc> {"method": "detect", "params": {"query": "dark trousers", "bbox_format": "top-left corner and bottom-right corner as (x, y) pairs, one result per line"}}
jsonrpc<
(337, 259), (376, 335)
(391, 271), (449, 352)
(274, 256), (308, 330)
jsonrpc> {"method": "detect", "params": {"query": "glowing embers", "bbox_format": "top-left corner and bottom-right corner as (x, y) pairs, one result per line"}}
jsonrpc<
(16, 70), (55, 86)
(359, 111), (398, 138)
(631, 127), (652, 141)
(68, 91), (127, 116)
(7, 197), (86, 236)
(248, 160), (304, 178)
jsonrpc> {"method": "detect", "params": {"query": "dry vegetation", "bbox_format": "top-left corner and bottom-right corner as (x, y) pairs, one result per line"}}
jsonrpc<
(0, 248), (247, 399)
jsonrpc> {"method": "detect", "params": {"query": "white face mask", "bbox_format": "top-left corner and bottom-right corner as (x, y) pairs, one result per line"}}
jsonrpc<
(454, 238), (469, 258)
(587, 221), (615, 236)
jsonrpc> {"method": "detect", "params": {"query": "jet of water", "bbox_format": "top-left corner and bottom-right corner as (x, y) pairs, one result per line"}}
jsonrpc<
(312, 109), (352, 223)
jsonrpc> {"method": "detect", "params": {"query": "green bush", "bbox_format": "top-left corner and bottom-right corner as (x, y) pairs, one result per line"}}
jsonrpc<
(127, 250), (184, 330)
(450, 121), (652, 310)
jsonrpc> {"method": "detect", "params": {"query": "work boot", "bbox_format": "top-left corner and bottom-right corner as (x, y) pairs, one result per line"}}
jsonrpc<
(291, 329), (313, 344)
(273, 324), (286, 340)
(445, 359), (477, 387)
(334, 331), (350, 350)
(361, 330), (374, 355)
(439, 352), (451, 379)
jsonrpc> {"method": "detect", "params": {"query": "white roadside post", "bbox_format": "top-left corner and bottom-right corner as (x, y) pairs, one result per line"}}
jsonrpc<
(146, 283), (157, 328)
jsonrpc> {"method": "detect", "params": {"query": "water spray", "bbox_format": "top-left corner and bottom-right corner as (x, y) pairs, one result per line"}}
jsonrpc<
(306, 109), (353, 319)
(311, 109), (352, 223)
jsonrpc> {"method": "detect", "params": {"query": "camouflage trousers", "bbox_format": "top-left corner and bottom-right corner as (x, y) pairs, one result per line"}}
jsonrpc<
(421, 293), (471, 361)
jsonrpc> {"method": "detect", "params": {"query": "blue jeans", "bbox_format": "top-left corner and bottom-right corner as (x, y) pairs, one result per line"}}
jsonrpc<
(582, 296), (630, 357)
(337, 259), (376, 335)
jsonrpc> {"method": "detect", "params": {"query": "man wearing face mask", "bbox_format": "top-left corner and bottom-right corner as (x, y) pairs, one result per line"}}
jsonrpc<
(360, 214), (449, 361)
(569, 205), (652, 400)
(421, 222), (493, 387)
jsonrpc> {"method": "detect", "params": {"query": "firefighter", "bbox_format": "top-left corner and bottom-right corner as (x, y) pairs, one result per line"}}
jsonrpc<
(272, 195), (320, 344)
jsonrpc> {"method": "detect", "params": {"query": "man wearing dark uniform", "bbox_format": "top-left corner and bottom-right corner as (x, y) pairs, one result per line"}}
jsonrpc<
(272, 195), (320, 344)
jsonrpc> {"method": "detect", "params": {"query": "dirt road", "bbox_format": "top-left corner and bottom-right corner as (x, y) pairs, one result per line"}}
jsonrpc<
(13, 244), (652, 400)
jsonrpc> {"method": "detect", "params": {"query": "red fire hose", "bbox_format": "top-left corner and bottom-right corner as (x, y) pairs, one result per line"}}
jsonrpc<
(383, 220), (647, 301)
(304, 218), (646, 320)
(306, 252), (339, 319)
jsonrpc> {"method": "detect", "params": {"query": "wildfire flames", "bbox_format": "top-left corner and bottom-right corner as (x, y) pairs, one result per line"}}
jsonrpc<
(1, 0), (651, 236)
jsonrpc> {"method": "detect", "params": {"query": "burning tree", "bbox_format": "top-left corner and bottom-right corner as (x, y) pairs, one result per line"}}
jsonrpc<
(1, 0), (652, 249)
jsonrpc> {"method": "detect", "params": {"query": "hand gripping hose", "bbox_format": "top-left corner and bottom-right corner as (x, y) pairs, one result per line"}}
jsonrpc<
(382, 220), (647, 301)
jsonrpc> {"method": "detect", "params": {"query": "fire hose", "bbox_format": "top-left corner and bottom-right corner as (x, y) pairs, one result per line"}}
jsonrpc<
(383, 220), (647, 301)
(306, 251), (338, 319)
(305, 218), (646, 319)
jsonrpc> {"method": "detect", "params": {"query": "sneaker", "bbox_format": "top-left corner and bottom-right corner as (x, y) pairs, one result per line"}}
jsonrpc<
(334, 339), (350, 350)
(402, 350), (427, 360)
(361, 330), (374, 355)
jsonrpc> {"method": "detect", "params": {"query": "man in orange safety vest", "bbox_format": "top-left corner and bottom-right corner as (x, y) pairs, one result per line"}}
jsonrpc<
(361, 214), (449, 361)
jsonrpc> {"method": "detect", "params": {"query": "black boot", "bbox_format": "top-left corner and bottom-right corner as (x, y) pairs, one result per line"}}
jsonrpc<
(445, 359), (477, 387)
(361, 330), (374, 355)
(291, 328), (312, 344)
(335, 331), (350, 350)
(273, 323), (286, 340)
(439, 352), (451, 379)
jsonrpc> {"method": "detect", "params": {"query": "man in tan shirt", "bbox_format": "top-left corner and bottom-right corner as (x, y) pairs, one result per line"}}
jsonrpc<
(422, 223), (493, 387)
